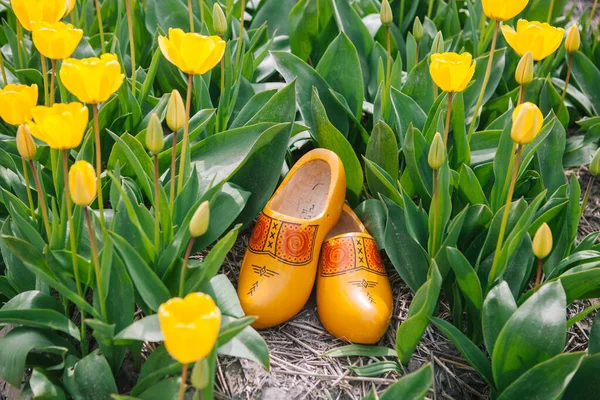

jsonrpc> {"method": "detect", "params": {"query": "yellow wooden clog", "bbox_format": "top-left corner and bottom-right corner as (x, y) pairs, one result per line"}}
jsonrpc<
(316, 205), (393, 344)
(238, 149), (346, 329)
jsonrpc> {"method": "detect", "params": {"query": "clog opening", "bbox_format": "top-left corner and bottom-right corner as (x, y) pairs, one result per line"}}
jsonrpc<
(270, 159), (331, 220)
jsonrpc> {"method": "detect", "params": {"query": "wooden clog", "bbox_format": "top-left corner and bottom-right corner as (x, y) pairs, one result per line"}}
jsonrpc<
(238, 149), (346, 329)
(316, 205), (393, 344)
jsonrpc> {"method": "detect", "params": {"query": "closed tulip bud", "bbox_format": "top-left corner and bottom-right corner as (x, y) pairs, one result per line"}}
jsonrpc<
(191, 358), (210, 390)
(413, 17), (423, 41)
(380, 0), (393, 25)
(69, 160), (97, 207)
(16, 125), (36, 160)
(565, 25), (581, 53)
(428, 132), (446, 170)
(166, 90), (186, 132)
(510, 102), (544, 145)
(146, 114), (164, 154)
(532, 223), (553, 259)
(158, 293), (221, 364)
(213, 3), (227, 37)
(515, 52), (534, 85)
(590, 148), (600, 177)
(190, 201), (210, 237)
(431, 31), (445, 55)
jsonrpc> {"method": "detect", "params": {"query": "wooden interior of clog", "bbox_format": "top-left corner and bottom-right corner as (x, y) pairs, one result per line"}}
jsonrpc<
(325, 208), (364, 238)
(271, 159), (331, 220)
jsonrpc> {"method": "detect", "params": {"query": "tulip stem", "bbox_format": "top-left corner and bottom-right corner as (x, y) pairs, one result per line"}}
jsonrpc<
(0, 52), (7, 86)
(433, 84), (438, 100)
(580, 176), (595, 220)
(399, 0), (405, 26)
(125, 0), (136, 96)
(92, 104), (106, 231)
(220, 57), (225, 100)
(558, 54), (573, 117)
(177, 74), (193, 194)
(50, 60), (56, 106)
(443, 92), (453, 147)
(547, 0), (555, 22)
(178, 363), (189, 400)
(22, 158), (35, 220)
(432, 169), (439, 256)
(84, 207), (107, 321)
(169, 129), (177, 213)
(467, 20), (499, 143)
(188, 0), (195, 32)
(40, 55), (49, 106)
(199, 0), (205, 27)
(534, 258), (543, 292)
(179, 237), (196, 297)
(590, 0), (598, 26)
(518, 85), (525, 105)
(29, 160), (51, 240)
(95, 0), (105, 53)
(16, 21), (23, 69)
(415, 41), (420, 65)
(427, 0), (434, 18)
(153, 154), (160, 251)
(234, 0), (246, 74)
(385, 26), (391, 90)
(500, 142), (518, 211)
(62, 149), (87, 355)
(489, 144), (522, 286)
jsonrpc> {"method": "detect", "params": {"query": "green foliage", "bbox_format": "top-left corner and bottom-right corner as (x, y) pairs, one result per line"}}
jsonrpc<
(0, 0), (599, 398)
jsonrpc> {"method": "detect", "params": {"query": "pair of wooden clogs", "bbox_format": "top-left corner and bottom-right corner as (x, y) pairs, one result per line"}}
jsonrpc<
(237, 149), (393, 344)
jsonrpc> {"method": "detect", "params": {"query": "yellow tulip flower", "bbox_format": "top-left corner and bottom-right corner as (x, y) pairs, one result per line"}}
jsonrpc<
(60, 54), (125, 104)
(158, 292), (222, 364)
(65, 0), (76, 15)
(482, 0), (528, 21)
(69, 160), (96, 206)
(510, 102), (544, 145)
(31, 22), (83, 60)
(501, 19), (565, 61)
(158, 28), (226, 75)
(0, 84), (38, 125)
(429, 52), (476, 93)
(10, 0), (67, 31)
(27, 102), (89, 149)
(532, 223), (553, 259)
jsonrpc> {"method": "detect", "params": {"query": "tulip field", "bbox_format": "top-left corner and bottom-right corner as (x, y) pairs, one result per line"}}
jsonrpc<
(2, 0), (600, 398)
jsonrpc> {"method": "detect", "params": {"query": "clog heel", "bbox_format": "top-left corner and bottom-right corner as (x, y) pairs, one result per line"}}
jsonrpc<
(238, 149), (346, 329)
(316, 205), (393, 344)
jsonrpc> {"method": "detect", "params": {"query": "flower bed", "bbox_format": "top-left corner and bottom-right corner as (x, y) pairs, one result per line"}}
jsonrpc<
(1, 0), (600, 399)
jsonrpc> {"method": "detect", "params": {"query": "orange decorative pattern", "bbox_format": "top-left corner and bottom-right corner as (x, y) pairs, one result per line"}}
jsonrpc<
(248, 212), (318, 266)
(320, 235), (386, 277)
